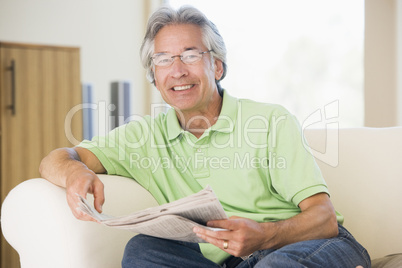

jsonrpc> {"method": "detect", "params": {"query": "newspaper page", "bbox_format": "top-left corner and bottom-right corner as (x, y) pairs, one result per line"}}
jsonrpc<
(77, 186), (228, 243)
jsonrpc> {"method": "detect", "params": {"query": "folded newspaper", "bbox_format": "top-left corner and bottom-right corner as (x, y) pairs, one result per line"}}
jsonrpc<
(77, 185), (228, 243)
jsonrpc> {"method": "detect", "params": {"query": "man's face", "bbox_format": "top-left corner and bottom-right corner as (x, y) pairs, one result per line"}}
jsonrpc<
(153, 24), (223, 114)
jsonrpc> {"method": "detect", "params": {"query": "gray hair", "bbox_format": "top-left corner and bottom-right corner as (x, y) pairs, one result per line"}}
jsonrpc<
(140, 5), (227, 94)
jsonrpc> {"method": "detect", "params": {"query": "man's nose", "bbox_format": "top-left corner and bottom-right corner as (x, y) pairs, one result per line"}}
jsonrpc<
(169, 57), (188, 78)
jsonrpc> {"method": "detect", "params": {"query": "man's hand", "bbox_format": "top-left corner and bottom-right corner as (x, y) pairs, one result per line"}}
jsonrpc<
(194, 193), (338, 256)
(40, 147), (106, 222)
(193, 216), (270, 257)
(65, 168), (105, 222)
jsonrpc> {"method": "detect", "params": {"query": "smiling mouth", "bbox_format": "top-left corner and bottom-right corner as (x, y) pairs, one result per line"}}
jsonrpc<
(173, 84), (194, 91)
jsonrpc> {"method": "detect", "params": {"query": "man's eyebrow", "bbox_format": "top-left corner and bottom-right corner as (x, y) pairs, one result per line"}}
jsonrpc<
(153, 51), (168, 55)
(184, 47), (198, 51)
(153, 47), (198, 55)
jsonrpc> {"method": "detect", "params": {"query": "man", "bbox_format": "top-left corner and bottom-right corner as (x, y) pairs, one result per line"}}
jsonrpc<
(40, 5), (371, 268)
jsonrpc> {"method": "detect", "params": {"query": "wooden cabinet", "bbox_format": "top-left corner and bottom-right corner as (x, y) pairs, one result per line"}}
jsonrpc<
(0, 42), (82, 268)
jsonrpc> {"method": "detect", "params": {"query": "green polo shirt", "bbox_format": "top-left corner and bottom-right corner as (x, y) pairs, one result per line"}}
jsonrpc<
(78, 91), (341, 264)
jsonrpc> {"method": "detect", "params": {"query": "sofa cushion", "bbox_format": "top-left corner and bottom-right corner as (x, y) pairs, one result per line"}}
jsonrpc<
(372, 254), (402, 268)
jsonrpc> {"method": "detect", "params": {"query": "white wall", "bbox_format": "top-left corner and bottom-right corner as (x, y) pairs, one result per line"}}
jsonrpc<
(398, 0), (402, 125)
(2, 0), (401, 128)
(0, 0), (152, 134)
(364, 0), (402, 127)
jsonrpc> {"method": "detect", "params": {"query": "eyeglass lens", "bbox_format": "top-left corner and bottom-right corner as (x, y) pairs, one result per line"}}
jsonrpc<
(152, 50), (210, 67)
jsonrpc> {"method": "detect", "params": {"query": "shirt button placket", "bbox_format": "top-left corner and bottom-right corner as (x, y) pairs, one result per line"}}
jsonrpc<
(194, 146), (210, 178)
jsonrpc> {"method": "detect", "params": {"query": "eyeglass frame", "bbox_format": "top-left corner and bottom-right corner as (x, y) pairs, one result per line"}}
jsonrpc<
(150, 49), (214, 67)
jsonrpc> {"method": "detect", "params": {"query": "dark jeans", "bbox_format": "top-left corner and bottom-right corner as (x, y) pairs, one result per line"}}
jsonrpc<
(122, 224), (371, 268)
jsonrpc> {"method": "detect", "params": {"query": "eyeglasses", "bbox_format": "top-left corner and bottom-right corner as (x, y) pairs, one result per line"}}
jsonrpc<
(151, 49), (213, 67)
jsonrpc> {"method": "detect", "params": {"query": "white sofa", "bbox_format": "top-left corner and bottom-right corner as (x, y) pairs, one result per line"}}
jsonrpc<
(1, 127), (402, 268)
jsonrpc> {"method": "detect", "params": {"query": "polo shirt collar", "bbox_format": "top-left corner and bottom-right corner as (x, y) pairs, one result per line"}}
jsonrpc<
(166, 108), (183, 141)
(166, 90), (238, 141)
(211, 90), (238, 133)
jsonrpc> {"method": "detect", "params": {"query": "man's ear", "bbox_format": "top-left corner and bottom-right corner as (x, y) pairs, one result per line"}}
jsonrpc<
(214, 60), (224, 81)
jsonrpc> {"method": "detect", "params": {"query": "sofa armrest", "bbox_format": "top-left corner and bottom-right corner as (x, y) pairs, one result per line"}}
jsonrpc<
(1, 175), (158, 268)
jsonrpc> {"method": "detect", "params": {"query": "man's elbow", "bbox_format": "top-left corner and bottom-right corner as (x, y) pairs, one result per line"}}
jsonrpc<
(326, 210), (339, 238)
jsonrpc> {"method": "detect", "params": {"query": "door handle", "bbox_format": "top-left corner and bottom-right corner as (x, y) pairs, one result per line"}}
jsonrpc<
(6, 59), (16, 115)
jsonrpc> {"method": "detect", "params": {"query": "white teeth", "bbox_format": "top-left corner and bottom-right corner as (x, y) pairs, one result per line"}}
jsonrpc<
(173, 85), (193, 91)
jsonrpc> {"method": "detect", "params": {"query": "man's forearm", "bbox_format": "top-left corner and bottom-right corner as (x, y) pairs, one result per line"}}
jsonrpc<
(39, 147), (87, 188)
(261, 195), (339, 250)
(40, 147), (106, 220)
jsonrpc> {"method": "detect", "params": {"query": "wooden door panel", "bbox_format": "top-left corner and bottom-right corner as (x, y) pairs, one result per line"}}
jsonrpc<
(0, 46), (38, 268)
(1, 47), (44, 201)
(1, 47), (82, 201)
(40, 49), (82, 154)
(1, 43), (82, 268)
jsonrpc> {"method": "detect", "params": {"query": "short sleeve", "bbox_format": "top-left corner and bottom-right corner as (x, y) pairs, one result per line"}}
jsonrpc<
(77, 118), (153, 190)
(267, 108), (329, 206)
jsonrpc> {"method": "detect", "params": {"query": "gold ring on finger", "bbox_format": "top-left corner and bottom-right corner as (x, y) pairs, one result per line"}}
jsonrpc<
(223, 240), (229, 249)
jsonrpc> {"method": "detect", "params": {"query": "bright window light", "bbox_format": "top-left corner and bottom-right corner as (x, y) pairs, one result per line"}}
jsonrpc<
(167, 0), (364, 127)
